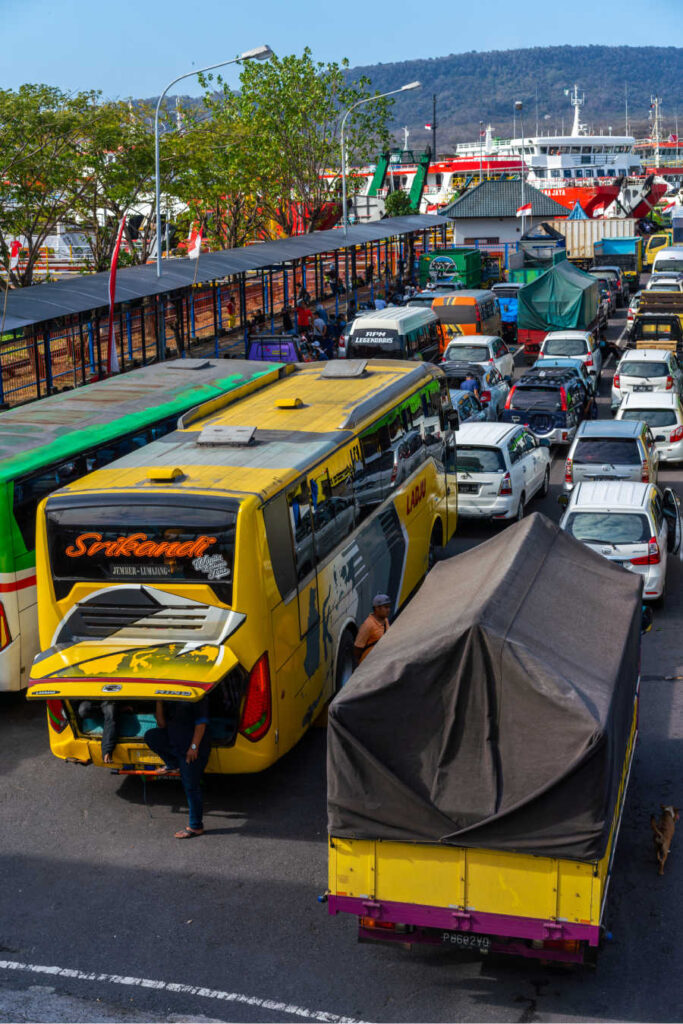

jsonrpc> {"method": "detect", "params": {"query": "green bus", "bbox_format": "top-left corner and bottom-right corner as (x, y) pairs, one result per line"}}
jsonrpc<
(0, 358), (285, 693)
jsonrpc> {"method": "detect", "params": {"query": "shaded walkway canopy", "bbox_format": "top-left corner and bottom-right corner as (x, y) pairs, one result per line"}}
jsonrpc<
(2, 215), (446, 332)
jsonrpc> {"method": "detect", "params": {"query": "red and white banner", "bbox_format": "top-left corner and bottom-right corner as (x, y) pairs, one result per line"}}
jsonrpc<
(592, 204), (605, 217)
(663, 199), (678, 213)
(188, 230), (203, 260)
(515, 202), (532, 217)
(9, 240), (21, 270)
(106, 216), (126, 375)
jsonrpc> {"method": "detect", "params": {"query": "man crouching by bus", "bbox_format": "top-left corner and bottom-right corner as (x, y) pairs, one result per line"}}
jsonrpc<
(144, 700), (211, 839)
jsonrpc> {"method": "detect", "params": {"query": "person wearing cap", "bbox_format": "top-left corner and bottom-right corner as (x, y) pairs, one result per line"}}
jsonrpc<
(354, 594), (392, 666)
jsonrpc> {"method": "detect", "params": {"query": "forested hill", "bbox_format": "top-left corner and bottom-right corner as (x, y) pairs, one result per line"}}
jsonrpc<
(351, 46), (683, 152)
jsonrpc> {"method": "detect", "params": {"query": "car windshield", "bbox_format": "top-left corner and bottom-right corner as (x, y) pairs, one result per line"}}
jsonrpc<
(444, 344), (489, 361)
(564, 512), (651, 545)
(620, 409), (677, 427)
(655, 259), (683, 273)
(572, 438), (641, 465)
(457, 446), (506, 473)
(649, 283), (681, 292)
(544, 338), (588, 356)
(511, 386), (562, 411)
(619, 361), (668, 378)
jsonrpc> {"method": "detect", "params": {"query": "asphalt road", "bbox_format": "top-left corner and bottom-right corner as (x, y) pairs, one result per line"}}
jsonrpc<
(1, 308), (682, 1023)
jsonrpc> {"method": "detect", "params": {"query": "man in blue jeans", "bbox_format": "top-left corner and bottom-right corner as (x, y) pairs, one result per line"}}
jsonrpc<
(144, 698), (211, 839)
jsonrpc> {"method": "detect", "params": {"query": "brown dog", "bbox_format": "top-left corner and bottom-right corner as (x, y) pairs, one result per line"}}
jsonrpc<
(650, 805), (680, 876)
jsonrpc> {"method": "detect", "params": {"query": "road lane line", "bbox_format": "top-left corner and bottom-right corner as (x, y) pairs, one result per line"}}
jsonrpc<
(0, 959), (363, 1024)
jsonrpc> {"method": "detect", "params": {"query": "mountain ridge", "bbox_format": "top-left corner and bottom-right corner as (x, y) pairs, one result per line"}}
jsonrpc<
(350, 45), (683, 153)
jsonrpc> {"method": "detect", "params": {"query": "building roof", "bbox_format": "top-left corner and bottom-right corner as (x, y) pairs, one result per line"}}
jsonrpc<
(2, 215), (445, 333)
(440, 179), (569, 220)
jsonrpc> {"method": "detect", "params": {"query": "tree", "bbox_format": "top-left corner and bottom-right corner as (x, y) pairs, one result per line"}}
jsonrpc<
(200, 49), (393, 238)
(384, 190), (413, 217)
(0, 84), (98, 286)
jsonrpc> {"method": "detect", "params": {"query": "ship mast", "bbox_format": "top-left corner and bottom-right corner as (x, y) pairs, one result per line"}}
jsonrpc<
(649, 96), (662, 168)
(569, 84), (585, 137)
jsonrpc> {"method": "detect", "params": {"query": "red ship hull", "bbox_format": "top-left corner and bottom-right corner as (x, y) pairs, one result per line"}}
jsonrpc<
(538, 184), (620, 216)
(631, 179), (669, 218)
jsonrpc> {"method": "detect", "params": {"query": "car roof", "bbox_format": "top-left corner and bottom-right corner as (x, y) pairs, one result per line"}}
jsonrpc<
(619, 349), (672, 362)
(518, 369), (576, 385)
(445, 335), (499, 345)
(569, 481), (653, 510)
(618, 391), (680, 409)
(543, 330), (591, 340)
(534, 357), (586, 370)
(576, 420), (644, 438)
(454, 422), (519, 445)
(591, 265), (622, 272)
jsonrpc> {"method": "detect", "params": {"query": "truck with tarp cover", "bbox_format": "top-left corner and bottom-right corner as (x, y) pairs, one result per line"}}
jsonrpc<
(326, 513), (642, 965)
(517, 261), (600, 361)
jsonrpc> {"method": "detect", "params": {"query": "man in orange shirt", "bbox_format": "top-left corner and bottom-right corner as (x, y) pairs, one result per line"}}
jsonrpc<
(354, 594), (391, 666)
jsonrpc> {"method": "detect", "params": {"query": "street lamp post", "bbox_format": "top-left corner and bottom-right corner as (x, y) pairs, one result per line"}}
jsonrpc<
(154, 45), (273, 278)
(479, 120), (484, 183)
(340, 80), (421, 314)
(515, 100), (526, 235)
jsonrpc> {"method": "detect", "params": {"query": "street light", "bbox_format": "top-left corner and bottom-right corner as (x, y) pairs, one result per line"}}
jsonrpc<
(515, 100), (526, 233)
(154, 45), (273, 278)
(339, 80), (420, 316)
(479, 120), (484, 183)
(340, 80), (421, 239)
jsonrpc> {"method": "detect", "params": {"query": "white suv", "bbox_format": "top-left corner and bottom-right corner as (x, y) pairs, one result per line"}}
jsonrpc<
(539, 331), (603, 383)
(611, 348), (683, 411)
(615, 392), (683, 463)
(559, 481), (681, 602)
(452, 422), (551, 523)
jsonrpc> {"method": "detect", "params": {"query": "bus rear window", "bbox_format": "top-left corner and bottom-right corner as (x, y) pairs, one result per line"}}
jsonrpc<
(47, 501), (238, 602)
(435, 303), (477, 325)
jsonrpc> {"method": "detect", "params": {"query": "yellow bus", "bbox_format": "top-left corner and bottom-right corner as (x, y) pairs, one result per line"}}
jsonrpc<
(27, 360), (457, 774)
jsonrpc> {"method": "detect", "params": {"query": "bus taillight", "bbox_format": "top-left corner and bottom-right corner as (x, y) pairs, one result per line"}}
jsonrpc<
(0, 601), (10, 651)
(46, 700), (69, 733)
(239, 653), (272, 742)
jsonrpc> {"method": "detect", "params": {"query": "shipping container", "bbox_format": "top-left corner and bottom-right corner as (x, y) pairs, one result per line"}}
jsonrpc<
(419, 248), (482, 288)
(545, 219), (639, 261)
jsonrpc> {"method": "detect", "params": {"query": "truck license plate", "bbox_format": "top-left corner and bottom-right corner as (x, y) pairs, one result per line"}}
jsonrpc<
(441, 931), (492, 950)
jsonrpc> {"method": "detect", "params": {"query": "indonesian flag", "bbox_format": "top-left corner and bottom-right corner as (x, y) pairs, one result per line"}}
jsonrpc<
(663, 199), (678, 213)
(424, 123), (433, 130)
(188, 230), (203, 260)
(9, 240), (21, 270)
(593, 204), (605, 217)
(106, 215), (126, 375)
(669, 134), (678, 144)
(516, 202), (532, 217)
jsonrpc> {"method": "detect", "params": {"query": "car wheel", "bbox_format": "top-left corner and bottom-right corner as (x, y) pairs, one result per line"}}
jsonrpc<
(428, 520), (443, 569)
(539, 467), (550, 498)
(508, 495), (525, 525)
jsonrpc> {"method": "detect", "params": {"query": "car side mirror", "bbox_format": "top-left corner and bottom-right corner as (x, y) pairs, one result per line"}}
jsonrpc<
(557, 493), (569, 509)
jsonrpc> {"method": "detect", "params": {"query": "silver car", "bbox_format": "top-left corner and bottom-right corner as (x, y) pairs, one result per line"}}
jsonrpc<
(615, 392), (683, 463)
(441, 360), (510, 420)
(563, 420), (659, 493)
(560, 481), (681, 602)
(539, 331), (603, 384)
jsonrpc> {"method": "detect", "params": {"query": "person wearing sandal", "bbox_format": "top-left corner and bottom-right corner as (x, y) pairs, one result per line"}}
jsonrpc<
(144, 699), (211, 838)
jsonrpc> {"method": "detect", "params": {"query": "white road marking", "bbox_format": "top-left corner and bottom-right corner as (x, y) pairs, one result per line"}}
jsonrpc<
(0, 960), (363, 1024)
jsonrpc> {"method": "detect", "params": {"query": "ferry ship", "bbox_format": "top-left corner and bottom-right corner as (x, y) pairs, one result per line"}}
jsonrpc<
(343, 86), (666, 220)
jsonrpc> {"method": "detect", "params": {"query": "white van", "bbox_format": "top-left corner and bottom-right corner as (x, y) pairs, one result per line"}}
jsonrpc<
(344, 307), (442, 362)
(651, 246), (683, 277)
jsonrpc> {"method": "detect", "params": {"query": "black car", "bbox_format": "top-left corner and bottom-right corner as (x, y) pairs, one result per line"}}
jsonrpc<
(502, 367), (594, 445)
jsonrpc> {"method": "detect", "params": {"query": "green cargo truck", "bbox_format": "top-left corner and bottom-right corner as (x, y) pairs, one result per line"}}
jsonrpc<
(419, 248), (482, 289)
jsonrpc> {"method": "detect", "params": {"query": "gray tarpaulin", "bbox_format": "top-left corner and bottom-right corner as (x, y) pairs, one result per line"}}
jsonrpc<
(327, 513), (642, 861)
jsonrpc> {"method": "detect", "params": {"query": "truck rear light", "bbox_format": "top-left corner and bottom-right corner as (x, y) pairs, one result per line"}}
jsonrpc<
(480, 390), (491, 403)
(239, 653), (272, 742)
(631, 537), (660, 565)
(641, 459), (650, 482)
(498, 472), (513, 496)
(564, 457), (573, 483)
(666, 375), (674, 390)
(543, 939), (581, 953)
(46, 699), (69, 734)
(0, 601), (11, 652)
(613, 373), (620, 388)
(669, 425), (683, 442)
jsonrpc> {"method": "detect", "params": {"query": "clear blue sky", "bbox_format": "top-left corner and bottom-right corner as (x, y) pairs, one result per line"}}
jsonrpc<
(2, 0), (682, 98)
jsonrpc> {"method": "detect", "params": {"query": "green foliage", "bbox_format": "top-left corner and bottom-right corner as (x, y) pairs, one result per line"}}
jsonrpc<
(383, 190), (413, 217)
